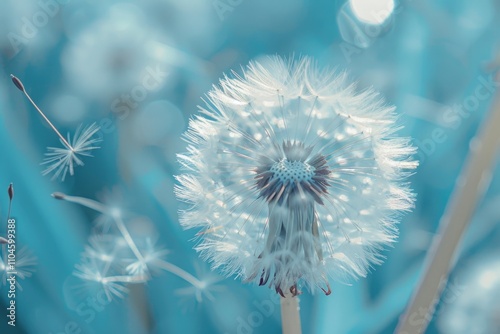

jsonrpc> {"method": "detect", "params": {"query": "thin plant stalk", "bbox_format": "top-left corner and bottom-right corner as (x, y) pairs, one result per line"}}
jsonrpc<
(154, 259), (205, 289)
(280, 293), (302, 334)
(52, 193), (146, 263)
(102, 275), (149, 283)
(396, 80), (500, 333)
(10, 75), (73, 151)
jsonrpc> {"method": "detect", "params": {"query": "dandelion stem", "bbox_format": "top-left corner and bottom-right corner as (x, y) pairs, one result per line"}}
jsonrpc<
(101, 250), (115, 277)
(113, 215), (146, 264)
(154, 259), (204, 289)
(52, 193), (110, 214)
(102, 275), (149, 283)
(10, 74), (74, 151)
(396, 75), (500, 333)
(280, 293), (302, 334)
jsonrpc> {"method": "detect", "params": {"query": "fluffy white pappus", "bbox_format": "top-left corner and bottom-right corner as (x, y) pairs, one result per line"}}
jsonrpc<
(55, 190), (215, 303)
(74, 234), (161, 300)
(175, 56), (417, 296)
(42, 123), (102, 181)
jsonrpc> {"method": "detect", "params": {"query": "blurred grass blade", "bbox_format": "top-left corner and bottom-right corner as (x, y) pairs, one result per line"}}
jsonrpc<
(396, 81), (500, 333)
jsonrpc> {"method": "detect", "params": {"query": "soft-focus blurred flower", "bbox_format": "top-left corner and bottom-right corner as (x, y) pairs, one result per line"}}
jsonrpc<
(176, 56), (417, 296)
(61, 3), (172, 102)
(0, 246), (37, 290)
(0, 0), (59, 59)
(54, 190), (220, 302)
(438, 255), (500, 334)
(74, 234), (160, 300)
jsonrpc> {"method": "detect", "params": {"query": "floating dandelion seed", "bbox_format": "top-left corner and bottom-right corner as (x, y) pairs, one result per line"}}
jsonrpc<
(10, 75), (101, 181)
(53, 191), (221, 302)
(175, 56), (417, 297)
(41, 123), (101, 181)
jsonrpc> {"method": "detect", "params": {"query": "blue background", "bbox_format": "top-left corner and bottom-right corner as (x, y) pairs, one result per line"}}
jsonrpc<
(0, 0), (499, 333)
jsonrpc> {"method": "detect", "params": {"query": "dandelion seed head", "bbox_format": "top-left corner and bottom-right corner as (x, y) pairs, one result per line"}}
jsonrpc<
(62, 3), (170, 100)
(75, 228), (168, 299)
(59, 189), (210, 304)
(176, 56), (417, 295)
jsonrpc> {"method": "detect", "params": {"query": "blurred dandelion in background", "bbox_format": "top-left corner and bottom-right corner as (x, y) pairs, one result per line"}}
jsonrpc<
(175, 56), (417, 297)
(438, 255), (500, 334)
(10, 75), (101, 181)
(61, 3), (172, 102)
(0, 246), (37, 290)
(52, 191), (221, 302)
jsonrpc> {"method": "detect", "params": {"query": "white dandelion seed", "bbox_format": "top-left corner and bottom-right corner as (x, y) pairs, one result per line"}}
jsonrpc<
(73, 256), (137, 300)
(10, 75), (101, 181)
(41, 123), (101, 181)
(175, 56), (417, 296)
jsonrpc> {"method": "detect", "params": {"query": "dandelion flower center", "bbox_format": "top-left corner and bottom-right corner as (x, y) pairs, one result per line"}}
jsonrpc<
(250, 141), (334, 295)
(271, 160), (315, 183)
(256, 141), (331, 206)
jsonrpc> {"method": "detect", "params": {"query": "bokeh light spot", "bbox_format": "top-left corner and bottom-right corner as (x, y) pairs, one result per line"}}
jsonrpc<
(349, 0), (395, 25)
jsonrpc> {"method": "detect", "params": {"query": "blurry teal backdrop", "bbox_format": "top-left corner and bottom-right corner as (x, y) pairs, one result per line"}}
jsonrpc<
(0, 0), (499, 333)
